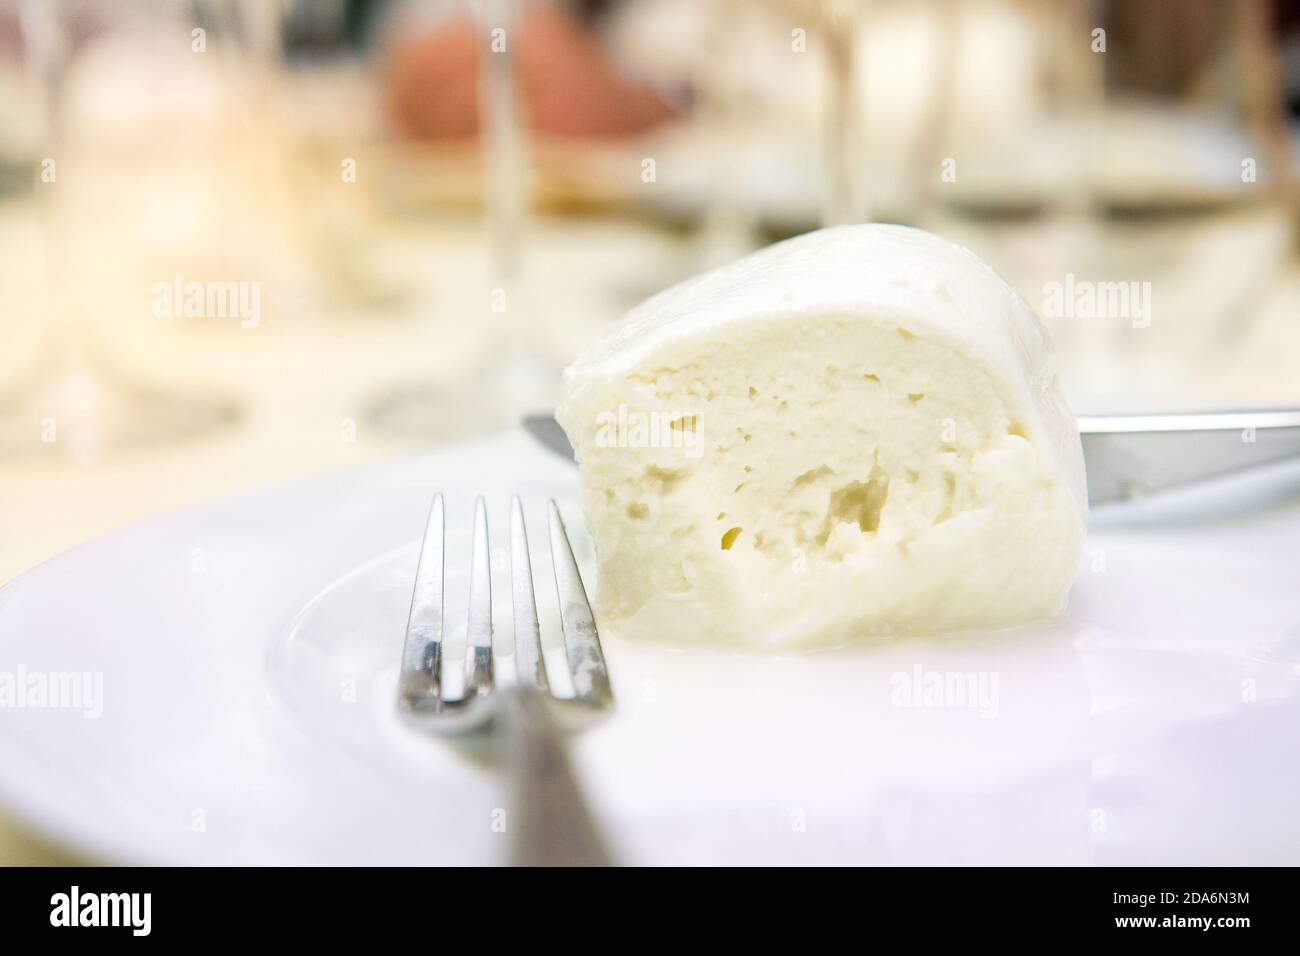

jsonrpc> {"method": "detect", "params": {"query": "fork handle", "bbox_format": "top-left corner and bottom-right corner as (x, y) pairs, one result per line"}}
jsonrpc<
(503, 688), (616, 866)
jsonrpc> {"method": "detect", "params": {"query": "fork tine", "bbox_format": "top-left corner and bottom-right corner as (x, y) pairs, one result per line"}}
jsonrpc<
(547, 500), (612, 708)
(399, 493), (444, 709)
(463, 496), (494, 699)
(510, 496), (549, 693)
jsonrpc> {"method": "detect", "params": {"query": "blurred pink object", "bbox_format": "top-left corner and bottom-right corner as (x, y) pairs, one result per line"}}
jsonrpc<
(385, 3), (676, 141)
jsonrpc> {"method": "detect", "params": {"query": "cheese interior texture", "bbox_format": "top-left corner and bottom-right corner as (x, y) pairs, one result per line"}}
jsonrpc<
(557, 225), (1087, 647)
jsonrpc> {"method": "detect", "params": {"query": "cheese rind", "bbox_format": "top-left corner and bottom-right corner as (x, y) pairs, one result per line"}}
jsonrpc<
(558, 225), (1086, 646)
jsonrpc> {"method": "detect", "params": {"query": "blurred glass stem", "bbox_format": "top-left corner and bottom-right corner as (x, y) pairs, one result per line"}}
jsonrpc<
(819, 0), (864, 226)
(1232, 0), (1298, 228)
(476, 0), (525, 287)
(695, 0), (759, 267)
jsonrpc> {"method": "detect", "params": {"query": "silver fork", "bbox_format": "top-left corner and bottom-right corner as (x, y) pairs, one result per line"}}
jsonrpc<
(397, 494), (615, 865)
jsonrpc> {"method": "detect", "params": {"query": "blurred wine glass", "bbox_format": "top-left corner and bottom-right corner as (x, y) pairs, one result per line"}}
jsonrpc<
(365, 0), (562, 441)
(0, 0), (245, 463)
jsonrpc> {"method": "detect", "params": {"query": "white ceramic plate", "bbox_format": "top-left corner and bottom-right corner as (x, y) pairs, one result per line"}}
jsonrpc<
(1, 429), (1299, 865)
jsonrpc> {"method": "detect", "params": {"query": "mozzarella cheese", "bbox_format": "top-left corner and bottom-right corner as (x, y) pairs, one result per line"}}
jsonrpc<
(557, 225), (1086, 647)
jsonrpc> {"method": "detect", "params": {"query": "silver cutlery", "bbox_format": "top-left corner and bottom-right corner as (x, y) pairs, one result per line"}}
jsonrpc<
(1076, 410), (1300, 504)
(524, 409), (1300, 506)
(397, 494), (615, 865)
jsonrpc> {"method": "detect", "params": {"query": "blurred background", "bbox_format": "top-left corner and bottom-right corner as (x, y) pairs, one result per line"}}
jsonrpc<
(0, 0), (1298, 860)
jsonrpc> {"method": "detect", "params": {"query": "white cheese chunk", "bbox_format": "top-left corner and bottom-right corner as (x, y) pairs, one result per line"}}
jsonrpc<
(557, 225), (1087, 646)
